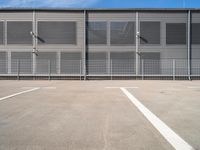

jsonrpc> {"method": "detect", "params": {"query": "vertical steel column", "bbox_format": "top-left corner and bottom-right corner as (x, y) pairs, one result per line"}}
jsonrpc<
(187, 10), (191, 80)
(135, 12), (139, 76)
(32, 10), (37, 76)
(83, 10), (87, 80)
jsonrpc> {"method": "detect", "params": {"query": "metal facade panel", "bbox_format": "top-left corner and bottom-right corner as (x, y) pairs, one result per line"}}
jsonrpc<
(0, 22), (4, 45)
(166, 23), (186, 44)
(60, 52), (81, 74)
(36, 52), (57, 74)
(110, 52), (135, 74)
(7, 21), (33, 44)
(11, 52), (32, 74)
(38, 21), (76, 44)
(87, 22), (107, 44)
(110, 22), (135, 45)
(0, 52), (7, 74)
(87, 52), (107, 74)
(140, 22), (160, 44)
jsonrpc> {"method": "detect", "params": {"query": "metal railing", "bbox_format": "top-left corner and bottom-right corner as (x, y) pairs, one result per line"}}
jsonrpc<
(0, 58), (200, 80)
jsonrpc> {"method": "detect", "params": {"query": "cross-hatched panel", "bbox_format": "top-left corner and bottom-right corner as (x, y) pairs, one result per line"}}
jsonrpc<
(192, 59), (200, 75)
(61, 52), (81, 74)
(11, 52), (32, 74)
(140, 22), (160, 44)
(36, 52), (57, 74)
(0, 52), (7, 74)
(111, 22), (135, 45)
(110, 52), (135, 75)
(7, 21), (32, 44)
(87, 22), (107, 44)
(0, 22), (4, 45)
(140, 53), (160, 75)
(166, 23), (186, 44)
(191, 23), (200, 44)
(38, 21), (76, 44)
(87, 52), (108, 75)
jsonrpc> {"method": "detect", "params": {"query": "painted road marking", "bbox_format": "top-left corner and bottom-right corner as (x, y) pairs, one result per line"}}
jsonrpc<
(105, 87), (138, 89)
(22, 87), (56, 90)
(120, 87), (194, 150)
(0, 87), (40, 101)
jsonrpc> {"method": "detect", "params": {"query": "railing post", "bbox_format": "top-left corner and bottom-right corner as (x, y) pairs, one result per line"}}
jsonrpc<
(80, 60), (82, 80)
(173, 59), (176, 80)
(142, 59), (144, 80)
(17, 59), (20, 80)
(110, 59), (112, 80)
(48, 60), (51, 80)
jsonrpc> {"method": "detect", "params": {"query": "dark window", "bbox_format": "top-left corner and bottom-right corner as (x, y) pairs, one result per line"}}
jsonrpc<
(61, 52), (81, 74)
(7, 21), (32, 44)
(110, 52), (135, 74)
(0, 22), (4, 45)
(87, 22), (107, 44)
(38, 21), (76, 44)
(11, 52), (32, 74)
(36, 52), (57, 74)
(166, 23), (186, 44)
(191, 23), (200, 44)
(140, 22), (160, 44)
(111, 22), (135, 45)
(0, 52), (7, 74)
(87, 52), (107, 74)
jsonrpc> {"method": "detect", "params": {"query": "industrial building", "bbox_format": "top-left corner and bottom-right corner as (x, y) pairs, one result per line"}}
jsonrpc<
(0, 8), (200, 79)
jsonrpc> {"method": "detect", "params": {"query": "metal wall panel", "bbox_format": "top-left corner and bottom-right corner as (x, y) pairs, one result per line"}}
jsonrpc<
(0, 22), (4, 45)
(87, 22), (107, 44)
(36, 52), (57, 74)
(140, 22), (160, 44)
(38, 21), (76, 44)
(166, 23), (186, 44)
(61, 52), (81, 74)
(87, 52), (107, 75)
(0, 52), (7, 74)
(110, 52), (135, 74)
(140, 52), (161, 74)
(110, 22), (135, 45)
(7, 21), (32, 44)
(11, 52), (32, 74)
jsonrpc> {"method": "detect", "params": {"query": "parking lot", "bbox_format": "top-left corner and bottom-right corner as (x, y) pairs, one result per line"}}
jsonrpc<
(0, 80), (199, 150)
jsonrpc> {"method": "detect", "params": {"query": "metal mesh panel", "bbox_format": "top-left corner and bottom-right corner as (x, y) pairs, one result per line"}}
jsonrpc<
(0, 22), (4, 45)
(61, 52), (81, 74)
(140, 53), (160, 74)
(11, 52), (32, 74)
(87, 52), (107, 75)
(192, 59), (200, 75)
(0, 52), (7, 74)
(36, 52), (57, 74)
(87, 22), (107, 44)
(110, 52), (135, 75)
(140, 22), (160, 44)
(38, 22), (76, 44)
(191, 23), (200, 44)
(7, 21), (32, 44)
(111, 22), (135, 45)
(166, 23), (186, 44)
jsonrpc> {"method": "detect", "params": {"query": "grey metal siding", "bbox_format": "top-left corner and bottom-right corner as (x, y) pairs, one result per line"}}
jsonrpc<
(0, 21), (4, 45)
(0, 52), (7, 74)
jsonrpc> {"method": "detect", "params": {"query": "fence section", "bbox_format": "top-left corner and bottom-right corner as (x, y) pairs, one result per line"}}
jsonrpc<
(0, 58), (199, 79)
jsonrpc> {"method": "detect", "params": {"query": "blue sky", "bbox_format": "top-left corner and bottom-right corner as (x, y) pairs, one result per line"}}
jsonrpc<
(0, 0), (199, 8)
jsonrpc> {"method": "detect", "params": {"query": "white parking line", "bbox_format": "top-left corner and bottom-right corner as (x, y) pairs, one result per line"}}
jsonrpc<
(22, 87), (56, 90)
(120, 87), (194, 150)
(0, 87), (40, 101)
(105, 87), (138, 89)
